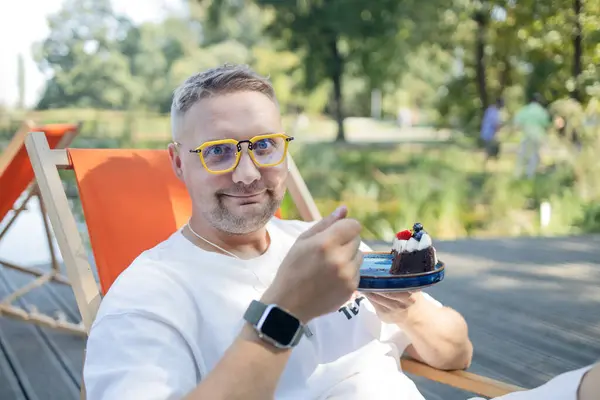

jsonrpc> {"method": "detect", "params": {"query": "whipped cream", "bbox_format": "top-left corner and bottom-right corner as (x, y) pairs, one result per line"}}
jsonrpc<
(392, 232), (433, 253)
(418, 233), (432, 249)
(405, 237), (419, 252)
(392, 238), (407, 252)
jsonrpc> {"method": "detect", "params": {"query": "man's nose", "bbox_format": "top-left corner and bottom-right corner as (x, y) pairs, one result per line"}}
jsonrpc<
(232, 151), (261, 185)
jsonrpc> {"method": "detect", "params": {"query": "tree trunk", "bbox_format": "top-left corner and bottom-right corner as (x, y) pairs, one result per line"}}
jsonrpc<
(329, 36), (345, 142)
(498, 57), (511, 95)
(572, 0), (582, 101)
(474, 10), (489, 111)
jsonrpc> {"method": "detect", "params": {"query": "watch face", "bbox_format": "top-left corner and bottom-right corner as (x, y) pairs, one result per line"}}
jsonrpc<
(261, 306), (300, 346)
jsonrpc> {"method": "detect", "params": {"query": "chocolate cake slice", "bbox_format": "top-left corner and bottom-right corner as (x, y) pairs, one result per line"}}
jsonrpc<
(389, 223), (437, 275)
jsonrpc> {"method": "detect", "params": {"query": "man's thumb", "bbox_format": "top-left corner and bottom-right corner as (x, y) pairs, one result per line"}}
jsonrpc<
(302, 205), (347, 237)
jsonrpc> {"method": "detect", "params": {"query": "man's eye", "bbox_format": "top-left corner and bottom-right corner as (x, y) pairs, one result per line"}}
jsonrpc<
(254, 139), (274, 150)
(204, 144), (232, 157)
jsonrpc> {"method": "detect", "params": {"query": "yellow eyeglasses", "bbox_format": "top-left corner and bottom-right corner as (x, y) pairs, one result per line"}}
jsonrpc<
(181, 133), (294, 174)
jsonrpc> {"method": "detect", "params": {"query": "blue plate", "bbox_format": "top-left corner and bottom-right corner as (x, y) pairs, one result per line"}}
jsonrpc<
(358, 252), (445, 292)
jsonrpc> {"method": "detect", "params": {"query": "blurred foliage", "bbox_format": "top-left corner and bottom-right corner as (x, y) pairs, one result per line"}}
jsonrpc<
(435, 0), (600, 132)
(287, 106), (600, 239)
(23, 0), (600, 137)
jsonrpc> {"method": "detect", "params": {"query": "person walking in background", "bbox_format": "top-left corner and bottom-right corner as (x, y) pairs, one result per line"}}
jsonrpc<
(479, 98), (504, 166)
(513, 93), (551, 178)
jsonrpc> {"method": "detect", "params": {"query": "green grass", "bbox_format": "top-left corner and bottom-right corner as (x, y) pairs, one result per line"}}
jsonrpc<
(287, 133), (600, 240)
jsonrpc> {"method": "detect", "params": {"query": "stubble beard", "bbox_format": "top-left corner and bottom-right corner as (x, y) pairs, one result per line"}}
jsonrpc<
(205, 190), (282, 235)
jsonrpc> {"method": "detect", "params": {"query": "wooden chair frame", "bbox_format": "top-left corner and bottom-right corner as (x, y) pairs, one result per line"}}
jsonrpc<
(25, 131), (524, 399)
(0, 122), (85, 336)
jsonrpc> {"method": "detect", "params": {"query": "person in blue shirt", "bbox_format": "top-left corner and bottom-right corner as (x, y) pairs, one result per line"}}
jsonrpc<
(479, 98), (505, 164)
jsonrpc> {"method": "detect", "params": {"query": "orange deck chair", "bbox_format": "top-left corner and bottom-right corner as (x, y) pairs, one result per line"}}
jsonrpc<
(0, 121), (82, 334)
(25, 130), (524, 399)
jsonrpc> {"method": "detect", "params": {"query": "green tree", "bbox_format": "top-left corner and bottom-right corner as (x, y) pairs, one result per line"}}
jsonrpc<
(436, 0), (600, 133)
(119, 17), (199, 112)
(33, 0), (141, 110)
(202, 0), (444, 141)
(259, 0), (435, 141)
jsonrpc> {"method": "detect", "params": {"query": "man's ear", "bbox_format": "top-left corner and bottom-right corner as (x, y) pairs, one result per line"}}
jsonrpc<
(167, 143), (184, 180)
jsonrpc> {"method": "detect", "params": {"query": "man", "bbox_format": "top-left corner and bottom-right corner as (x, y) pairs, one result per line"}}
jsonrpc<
(480, 97), (504, 164)
(514, 93), (551, 178)
(83, 64), (473, 399)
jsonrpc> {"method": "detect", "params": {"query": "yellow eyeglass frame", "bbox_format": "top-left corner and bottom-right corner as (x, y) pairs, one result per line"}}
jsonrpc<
(185, 133), (294, 174)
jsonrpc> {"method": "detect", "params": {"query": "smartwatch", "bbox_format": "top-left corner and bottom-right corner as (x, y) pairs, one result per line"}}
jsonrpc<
(243, 300), (304, 349)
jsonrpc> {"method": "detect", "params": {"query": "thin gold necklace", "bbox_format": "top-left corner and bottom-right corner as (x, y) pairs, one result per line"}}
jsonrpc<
(186, 220), (271, 290)
(187, 221), (241, 259)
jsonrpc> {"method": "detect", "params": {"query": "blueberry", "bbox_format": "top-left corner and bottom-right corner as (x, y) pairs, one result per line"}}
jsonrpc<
(413, 222), (423, 232)
(414, 231), (424, 241)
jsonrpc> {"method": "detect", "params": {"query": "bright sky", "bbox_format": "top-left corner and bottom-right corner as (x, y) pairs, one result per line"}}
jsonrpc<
(0, 0), (185, 108)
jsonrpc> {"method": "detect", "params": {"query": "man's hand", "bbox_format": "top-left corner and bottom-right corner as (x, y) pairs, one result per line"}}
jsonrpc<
(367, 290), (473, 371)
(364, 291), (422, 326)
(263, 205), (364, 323)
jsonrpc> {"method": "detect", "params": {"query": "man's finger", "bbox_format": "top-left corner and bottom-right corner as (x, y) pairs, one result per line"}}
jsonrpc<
(301, 205), (348, 237)
(365, 294), (392, 311)
(339, 235), (362, 263)
(350, 247), (364, 287)
(366, 292), (405, 309)
(351, 245), (364, 269)
(323, 218), (362, 246)
(376, 291), (416, 301)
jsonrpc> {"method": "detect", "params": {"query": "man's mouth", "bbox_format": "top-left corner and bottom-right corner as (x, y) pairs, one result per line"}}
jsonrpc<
(223, 191), (266, 198)
(221, 191), (267, 203)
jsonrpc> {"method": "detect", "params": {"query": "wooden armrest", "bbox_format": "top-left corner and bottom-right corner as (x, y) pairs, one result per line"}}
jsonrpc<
(401, 356), (526, 398)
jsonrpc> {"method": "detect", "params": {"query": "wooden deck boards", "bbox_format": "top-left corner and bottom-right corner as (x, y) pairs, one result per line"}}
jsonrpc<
(1, 235), (599, 399)
(0, 266), (84, 400)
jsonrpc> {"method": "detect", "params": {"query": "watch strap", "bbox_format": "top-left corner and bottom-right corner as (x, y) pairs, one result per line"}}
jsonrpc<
(243, 299), (268, 326)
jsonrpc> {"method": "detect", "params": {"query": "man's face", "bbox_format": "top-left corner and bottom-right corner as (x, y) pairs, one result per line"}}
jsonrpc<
(171, 91), (287, 235)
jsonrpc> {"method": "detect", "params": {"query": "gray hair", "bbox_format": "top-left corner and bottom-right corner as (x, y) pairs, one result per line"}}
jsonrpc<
(170, 64), (277, 141)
